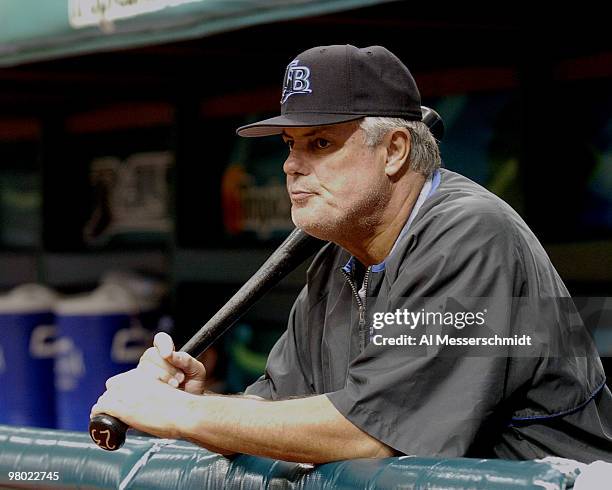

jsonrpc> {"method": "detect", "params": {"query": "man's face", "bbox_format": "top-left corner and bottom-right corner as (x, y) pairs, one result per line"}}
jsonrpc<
(282, 120), (391, 242)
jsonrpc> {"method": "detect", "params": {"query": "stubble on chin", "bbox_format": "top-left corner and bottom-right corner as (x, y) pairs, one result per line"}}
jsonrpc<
(291, 180), (392, 244)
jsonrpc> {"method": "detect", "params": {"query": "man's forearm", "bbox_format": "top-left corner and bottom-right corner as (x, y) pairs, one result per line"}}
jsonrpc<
(177, 393), (395, 463)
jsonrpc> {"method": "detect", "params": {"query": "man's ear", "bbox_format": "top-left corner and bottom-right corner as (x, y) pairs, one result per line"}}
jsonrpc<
(384, 128), (411, 179)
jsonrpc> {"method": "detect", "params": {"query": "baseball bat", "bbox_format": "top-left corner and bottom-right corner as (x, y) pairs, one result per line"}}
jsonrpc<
(89, 227), (324, 450)
(89, 106), (444, 451)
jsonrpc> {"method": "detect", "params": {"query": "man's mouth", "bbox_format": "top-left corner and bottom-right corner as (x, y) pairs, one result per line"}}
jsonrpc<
(290, 190), (316, 201)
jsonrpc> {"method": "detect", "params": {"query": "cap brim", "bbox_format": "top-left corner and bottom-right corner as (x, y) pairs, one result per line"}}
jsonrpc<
(236, 113), (365, 137)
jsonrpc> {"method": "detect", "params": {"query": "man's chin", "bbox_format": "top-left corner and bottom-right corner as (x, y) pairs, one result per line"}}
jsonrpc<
(291, 211), (333, 241)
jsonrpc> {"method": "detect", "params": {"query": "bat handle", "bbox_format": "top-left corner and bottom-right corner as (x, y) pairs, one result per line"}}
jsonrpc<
(89, 414), (129, 451)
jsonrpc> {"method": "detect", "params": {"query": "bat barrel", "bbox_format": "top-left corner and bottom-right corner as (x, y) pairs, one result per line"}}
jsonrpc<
(421, 105), (445, 141)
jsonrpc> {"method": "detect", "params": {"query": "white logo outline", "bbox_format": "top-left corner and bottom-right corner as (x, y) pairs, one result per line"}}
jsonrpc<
(281, 60), (312, 104)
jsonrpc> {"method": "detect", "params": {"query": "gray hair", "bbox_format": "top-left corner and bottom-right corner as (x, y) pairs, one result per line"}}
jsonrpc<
(359, 117), (441, 176)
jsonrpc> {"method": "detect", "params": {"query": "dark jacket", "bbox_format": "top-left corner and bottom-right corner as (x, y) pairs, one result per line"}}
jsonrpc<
(245, 168), (612, 463)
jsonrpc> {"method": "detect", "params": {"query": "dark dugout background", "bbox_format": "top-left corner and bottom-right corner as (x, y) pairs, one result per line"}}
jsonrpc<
(0, 3), (610, 407)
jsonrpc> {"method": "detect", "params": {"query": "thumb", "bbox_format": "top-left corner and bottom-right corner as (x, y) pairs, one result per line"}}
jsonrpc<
(154, 332), (175, 360)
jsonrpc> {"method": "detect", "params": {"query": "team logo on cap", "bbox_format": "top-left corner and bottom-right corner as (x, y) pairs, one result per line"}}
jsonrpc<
(281, 60), (312, 104)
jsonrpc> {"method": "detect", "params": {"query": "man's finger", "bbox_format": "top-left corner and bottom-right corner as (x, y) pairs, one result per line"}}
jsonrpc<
(171, 351), (206, 378)
(140, 347), (182, 376)
(138, 358), (185, 387)
(105, 372), (128, 390)
(154, 332), (175, 359)
(91, 393), (124, 419)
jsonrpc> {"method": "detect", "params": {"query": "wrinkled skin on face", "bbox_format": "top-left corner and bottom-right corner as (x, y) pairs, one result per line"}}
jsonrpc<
(282, 121), (392, 245)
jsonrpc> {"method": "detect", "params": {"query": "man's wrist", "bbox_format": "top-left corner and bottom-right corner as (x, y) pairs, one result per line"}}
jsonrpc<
(173, 391), (209, 440)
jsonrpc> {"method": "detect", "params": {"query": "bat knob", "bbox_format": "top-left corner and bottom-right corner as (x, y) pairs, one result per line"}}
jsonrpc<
(89, 414), (129, 451)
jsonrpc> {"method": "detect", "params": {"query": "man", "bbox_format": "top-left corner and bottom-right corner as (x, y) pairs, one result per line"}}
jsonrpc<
(92, 45), (612, 463)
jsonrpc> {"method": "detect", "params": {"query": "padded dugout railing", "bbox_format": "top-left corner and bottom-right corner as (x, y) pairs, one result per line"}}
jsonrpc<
(0, 425), (574, 489)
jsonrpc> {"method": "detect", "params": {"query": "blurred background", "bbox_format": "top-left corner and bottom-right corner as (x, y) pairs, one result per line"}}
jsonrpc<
(0, 1), (610, 430)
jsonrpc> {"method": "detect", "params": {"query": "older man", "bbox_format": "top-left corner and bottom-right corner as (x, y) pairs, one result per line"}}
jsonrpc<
(92, 45), (612, 463)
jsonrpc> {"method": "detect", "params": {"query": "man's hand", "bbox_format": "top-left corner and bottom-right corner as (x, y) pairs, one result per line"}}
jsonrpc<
(90, 332), (205, 438)
(90, 333), (220, 446)
(90, 370), (194, 439)
(139, 332), (207, 395)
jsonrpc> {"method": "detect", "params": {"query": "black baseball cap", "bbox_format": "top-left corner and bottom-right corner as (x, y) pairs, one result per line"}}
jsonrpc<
(236, 44), (422, 137)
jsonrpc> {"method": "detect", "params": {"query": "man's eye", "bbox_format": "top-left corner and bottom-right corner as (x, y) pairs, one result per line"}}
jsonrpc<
(315, 138), (331, 149)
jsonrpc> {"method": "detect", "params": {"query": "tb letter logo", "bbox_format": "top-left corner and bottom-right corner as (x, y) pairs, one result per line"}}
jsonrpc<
(281, 60), (312, 104)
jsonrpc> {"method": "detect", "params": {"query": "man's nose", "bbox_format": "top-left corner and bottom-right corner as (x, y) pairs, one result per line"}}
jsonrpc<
(283, 151), (306, 176)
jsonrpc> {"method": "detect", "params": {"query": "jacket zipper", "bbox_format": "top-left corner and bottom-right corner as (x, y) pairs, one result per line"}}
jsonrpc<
(341, 266), (372, 352)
